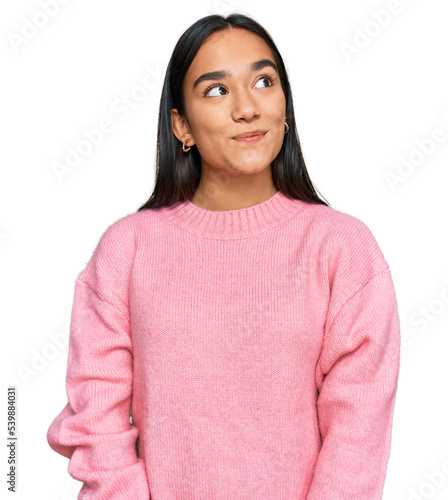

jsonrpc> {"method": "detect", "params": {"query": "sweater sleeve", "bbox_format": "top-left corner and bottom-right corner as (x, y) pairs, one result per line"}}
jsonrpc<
(46, 217), (150, 499)
(307, 217), (401, 500)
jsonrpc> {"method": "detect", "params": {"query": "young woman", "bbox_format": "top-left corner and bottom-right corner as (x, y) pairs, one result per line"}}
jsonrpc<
(47, 13), (400, 500)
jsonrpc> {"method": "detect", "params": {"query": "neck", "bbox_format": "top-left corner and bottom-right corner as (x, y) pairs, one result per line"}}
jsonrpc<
(190, 186), (279, 212)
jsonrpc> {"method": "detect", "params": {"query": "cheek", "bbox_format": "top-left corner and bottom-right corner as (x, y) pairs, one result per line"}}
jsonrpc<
(263, 100), (286, 128)
(188, 110), (219, 142)
(274, 98), (287, 121)
(267, 101), (286, 130)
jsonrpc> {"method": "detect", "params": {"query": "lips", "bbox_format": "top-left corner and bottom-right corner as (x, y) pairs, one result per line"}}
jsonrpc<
(233, 130), (267, 140)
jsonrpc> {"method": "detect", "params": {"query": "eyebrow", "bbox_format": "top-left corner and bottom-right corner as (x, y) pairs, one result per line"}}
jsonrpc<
(192, 59), (278, 90)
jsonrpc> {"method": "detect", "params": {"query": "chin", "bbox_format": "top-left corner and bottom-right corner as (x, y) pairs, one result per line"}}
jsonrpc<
(232, 161), (272, 173)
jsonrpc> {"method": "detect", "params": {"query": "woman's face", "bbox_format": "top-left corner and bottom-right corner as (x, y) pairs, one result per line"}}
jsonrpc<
(171, 28), (287, 179)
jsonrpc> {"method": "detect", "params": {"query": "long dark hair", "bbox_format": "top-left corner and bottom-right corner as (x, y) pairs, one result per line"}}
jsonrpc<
(137, 13), (330, 211)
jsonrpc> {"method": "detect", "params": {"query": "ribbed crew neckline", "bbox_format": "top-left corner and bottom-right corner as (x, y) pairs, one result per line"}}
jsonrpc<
(160, 190), (304, 239)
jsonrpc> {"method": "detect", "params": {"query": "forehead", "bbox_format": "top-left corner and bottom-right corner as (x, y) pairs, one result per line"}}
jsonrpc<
(185, 28), (275, 83)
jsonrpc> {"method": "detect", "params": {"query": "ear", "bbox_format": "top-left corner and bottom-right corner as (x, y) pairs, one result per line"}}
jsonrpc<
(171, 109), (196, 147)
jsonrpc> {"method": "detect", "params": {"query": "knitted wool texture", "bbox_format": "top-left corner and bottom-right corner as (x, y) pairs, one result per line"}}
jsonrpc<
(47, 190), (401, 499)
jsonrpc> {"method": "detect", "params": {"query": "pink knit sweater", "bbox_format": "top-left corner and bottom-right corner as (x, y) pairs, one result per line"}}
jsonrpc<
(47, 190), (401, 499)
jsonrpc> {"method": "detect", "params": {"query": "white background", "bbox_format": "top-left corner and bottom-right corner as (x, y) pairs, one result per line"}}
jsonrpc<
(2, 0), (448, 499)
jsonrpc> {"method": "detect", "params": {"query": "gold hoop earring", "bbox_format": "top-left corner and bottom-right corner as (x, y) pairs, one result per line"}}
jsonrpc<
(182, 139), (191, 153)
(284, 118), (289, 134)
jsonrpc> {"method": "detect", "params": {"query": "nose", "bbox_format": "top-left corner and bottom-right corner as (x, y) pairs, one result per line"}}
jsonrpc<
(231, 85), (260, 122)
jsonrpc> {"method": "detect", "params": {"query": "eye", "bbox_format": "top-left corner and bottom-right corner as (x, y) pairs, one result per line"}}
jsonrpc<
(202, 74), (276, 97)
(254, 75), (275, 88)
(203, 84), (228, 97)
